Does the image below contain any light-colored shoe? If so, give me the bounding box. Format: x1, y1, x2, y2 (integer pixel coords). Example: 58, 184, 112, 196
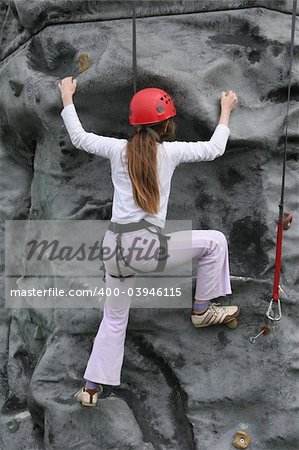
74, 386, 103, 407
191, 303, 240, 328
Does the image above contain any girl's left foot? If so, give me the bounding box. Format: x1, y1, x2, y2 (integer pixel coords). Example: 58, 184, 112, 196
74, 385, 103, 407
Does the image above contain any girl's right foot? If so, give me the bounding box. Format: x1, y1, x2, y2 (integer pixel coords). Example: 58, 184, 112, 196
191, 303, 240, 328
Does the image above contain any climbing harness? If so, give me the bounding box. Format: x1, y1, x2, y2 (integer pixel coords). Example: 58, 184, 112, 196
99, 220, 170, 282
110, 220, 170, 280
265, 0, 296, 322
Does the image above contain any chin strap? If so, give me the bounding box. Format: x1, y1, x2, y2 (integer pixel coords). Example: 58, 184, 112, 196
136, 125, 161, 142
145, 126, 161, 142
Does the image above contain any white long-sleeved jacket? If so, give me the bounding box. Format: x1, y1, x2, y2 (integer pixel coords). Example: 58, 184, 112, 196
61, 103, 230, 228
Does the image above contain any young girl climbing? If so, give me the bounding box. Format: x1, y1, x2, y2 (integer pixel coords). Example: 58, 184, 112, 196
58, 77, 239, 407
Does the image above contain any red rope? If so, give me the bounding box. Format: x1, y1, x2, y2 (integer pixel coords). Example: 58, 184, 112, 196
272, 221, 283, 302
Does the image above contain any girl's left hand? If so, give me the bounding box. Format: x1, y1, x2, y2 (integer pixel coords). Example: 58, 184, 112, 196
58, 76, 77, 99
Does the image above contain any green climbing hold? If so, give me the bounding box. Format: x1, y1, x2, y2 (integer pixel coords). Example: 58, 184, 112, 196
9, 80, 24, 97
7, 419, 19, 433
33, 324, 44, 340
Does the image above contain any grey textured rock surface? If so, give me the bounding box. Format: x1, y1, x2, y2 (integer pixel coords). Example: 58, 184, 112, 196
0, 1, 298, 449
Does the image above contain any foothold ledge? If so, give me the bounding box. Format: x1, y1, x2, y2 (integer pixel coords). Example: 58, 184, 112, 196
233, 430, 252, 449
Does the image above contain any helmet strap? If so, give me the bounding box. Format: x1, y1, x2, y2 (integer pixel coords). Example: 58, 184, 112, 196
135, 125, 161, 142
144, 126, 161, 142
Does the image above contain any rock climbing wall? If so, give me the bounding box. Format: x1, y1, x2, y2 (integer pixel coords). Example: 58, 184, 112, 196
0, 1, 298, 449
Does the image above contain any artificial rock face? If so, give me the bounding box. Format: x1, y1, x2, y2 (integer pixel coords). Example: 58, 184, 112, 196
0, 1, 298, 449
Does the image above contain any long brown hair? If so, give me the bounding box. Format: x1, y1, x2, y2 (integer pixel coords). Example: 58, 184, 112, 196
126, 118, 176, 214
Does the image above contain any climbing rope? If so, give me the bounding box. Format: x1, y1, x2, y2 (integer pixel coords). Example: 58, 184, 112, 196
265, 0, 296, 322
132, 3, 137, 94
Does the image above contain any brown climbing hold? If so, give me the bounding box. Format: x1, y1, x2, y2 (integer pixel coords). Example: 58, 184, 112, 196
78, 52, 91, 74
261, 326, 270, 336
233, 431, 251, 449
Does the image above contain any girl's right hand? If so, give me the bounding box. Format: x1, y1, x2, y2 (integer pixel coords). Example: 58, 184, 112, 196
59, 76, 77, 107
221, 91, 238, 112
58, 76, 77, 99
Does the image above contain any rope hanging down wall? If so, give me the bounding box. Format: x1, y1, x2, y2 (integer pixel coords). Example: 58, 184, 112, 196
132, 4, 137, 94
265, 0, 296, 322
251, 0, 297, 343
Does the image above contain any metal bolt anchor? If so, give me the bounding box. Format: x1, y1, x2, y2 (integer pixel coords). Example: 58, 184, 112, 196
250, 326, 270, 344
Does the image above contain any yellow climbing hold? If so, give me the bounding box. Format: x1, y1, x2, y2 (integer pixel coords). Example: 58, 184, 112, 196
233, 430, 251, 449
78, 53, 91, 74
225, 318, 239, 329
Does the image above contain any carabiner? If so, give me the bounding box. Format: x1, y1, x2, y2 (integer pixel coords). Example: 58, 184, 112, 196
266, 298, 282, 321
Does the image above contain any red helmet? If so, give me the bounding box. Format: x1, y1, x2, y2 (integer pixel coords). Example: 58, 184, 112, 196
129, 88, 176, 125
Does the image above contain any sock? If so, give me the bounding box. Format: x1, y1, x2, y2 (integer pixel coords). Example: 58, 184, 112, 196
85, 380, 98, 390
193, 299, 211, 314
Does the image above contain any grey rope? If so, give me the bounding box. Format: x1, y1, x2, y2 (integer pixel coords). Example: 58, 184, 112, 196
132, 4, 137, 94
279, 0, 297, 220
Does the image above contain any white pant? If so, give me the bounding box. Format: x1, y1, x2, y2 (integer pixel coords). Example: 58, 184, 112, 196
84, 228, 232, 385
